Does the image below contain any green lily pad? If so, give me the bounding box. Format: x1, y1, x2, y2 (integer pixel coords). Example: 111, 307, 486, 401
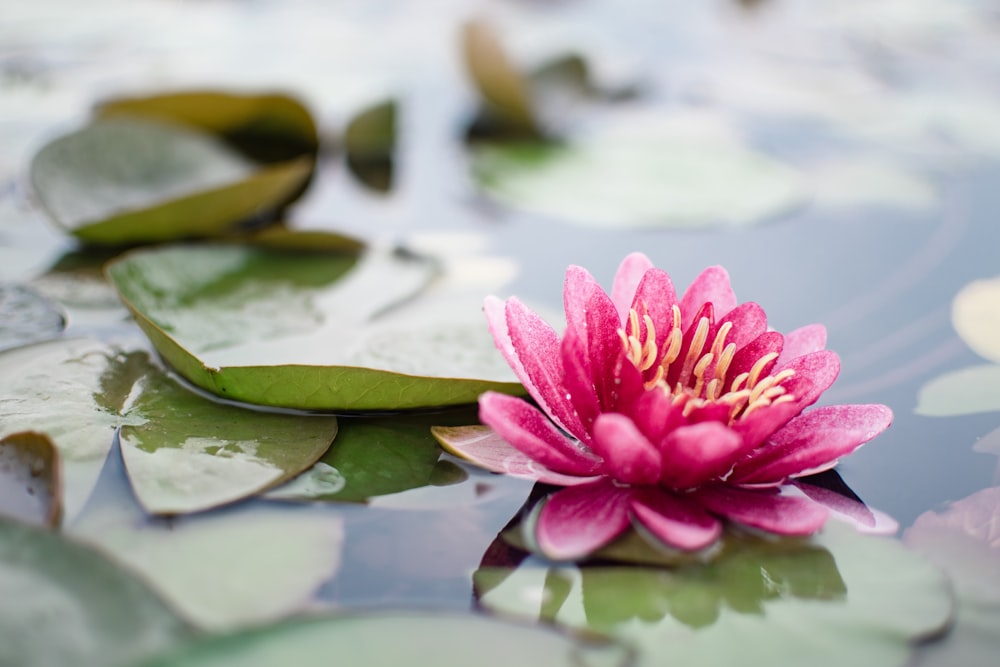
476, 522, 953, 667
0, 338, 338, 519
29, 118, 312, 245
914, 364, 1000, 417
0, 516, 190, 667
134, 611, 632, 667
0, 284, 65, 350
96, 90, 318, 164
904, 486, 1000, 667
70, 449, 345, 632
267, 411, 471, 504
952, 275, 1000, 364
0, 431, 62, 527
106, 242, 521, 411
119, 362, 337, 515
470, 113, 805, 229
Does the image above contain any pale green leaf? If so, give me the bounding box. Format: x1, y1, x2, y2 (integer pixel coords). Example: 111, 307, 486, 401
0, 431, 62, 527
914, 364, 1000, 417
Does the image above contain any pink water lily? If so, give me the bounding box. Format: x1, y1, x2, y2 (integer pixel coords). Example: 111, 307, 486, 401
441, 253, 892, 560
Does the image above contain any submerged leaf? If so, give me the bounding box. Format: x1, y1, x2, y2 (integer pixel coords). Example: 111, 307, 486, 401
0, 284, 64, 350
29, 118, 311, 245
106, 241, 521, 411
0, 517, 190, 667
0, 431, 62, 527
476, 522, 952, 667
135, 611, 631, 667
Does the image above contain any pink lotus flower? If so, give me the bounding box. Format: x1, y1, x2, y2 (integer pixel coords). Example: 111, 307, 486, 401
437, 253, 893, 559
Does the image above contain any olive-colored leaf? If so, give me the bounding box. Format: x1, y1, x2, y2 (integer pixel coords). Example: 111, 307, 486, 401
344, 99, 397, 192
119, 364, 337, 515
70, 449, 344, 632
0, 431, 62, 527
267, 411, 472, 504
0, 283, 65, 350
476, 521, 953, 667
134, 611, 632, 667
904, 486, 1000, 667
462, 20, 540, 138
952, 275, 1000, 364
470, 113, 805, 229
96, 90, 318, 164
105, 242, 522, 411
29, 118, 311, 245
0, 516, 190, 667
914, 364, 1000, 417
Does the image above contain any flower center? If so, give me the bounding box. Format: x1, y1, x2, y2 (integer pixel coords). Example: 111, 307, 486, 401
618, 304, 796, 423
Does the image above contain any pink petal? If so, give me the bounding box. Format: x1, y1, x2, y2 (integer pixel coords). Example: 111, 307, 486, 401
679, 266, 737, 330
590, 413, 662, 485
583, 286, 629, 412
622, 388, 687, 447
692, 484, 829, 536
665, 302, 715, 389
479, 392, 602, 476
794, 482, 899, 535
659, 421, 744, 489
563, 265, 601, 338
630, 269, 678, 366
611, 252, 654, 324
778, 349, 841, 410
502, 297, 588, 441
726, 331, 783, 381
629, 487, 722, 551
430, 425, 600, 486
732, 399, 804, 451
560, 326, 600, 441
729, 404, 893, 485
536, 479, 633, 560
776, 324, 827, 366
715, 302, 767, 350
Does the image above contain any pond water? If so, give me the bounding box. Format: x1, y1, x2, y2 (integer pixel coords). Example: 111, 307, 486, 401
2, 1, 1000, 666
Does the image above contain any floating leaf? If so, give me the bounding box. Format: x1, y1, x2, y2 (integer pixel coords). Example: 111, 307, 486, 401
96, 90, 319, 164
0, 516, 190, 667
70, 449, 344, 632
344, 99, 397, 192
0, 283, 64, 350
470, 113, 805, 229
106, 242, 521, 411
476, 522, 953, 667
915, 364, 1000, 417
119, 364, 337, 515
904, 486, 1000, 667
27, 248, 127, 314
135, 611, 632, 667
807, 157, 938, 212
268, 411, 472, 504
29, 118, 311, 245
0, 339, 138, 522
0, 431, 61, 527
0, 338, 338, 519
952, 276, 1000, 364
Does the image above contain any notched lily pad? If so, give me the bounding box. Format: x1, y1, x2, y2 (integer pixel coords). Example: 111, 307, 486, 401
476, 521, 953, 667
96, 90, 319, 164
0, 283, 65, 350
106, 240, 522, 411
29, 118, 312, 245
0, 431, 62, 527
0, 516, 190, 667
134, 611, 632, 667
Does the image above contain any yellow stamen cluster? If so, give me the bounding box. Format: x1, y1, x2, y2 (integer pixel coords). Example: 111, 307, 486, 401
618, 304, 795, 423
